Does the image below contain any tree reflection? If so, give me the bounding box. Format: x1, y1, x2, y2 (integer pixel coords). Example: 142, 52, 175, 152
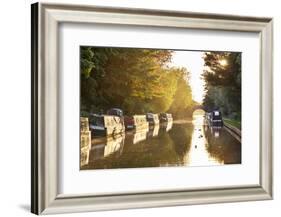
169, 124, 193, 163
204, 126, 241, 164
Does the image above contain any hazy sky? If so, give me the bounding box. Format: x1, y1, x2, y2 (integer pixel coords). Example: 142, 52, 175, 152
169, 50, 205, 103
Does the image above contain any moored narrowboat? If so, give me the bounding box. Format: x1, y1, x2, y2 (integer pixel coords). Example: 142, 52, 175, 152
146, 113, 159, 125
159, 113, 173, 123
106, 108, 123, 117
207, 110, 224, 127
124, 115, 149, 131
89, 114, 125, 137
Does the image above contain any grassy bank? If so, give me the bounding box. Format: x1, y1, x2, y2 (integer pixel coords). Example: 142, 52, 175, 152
223, 118, 241, 130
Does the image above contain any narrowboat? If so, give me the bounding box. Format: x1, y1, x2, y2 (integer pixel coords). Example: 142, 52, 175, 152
89, 114, 125, 137
107, 108, 124, 117
124, 115, 149, 131
208, 110, 224, 127
146, 113, 160, 125
159, 113, 173, 123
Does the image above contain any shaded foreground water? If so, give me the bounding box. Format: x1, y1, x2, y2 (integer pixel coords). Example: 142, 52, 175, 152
81, 115, 241, 170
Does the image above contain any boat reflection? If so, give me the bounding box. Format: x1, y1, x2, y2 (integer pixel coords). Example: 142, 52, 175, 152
161, 121, 173, 132
80, 118, 91, 167
126, 128, 149, 144
80, 147, 90, 167
211, 126, 222, 138
204, 124, 241, 164
89, 133, 125, 161
147, 124, 160, 138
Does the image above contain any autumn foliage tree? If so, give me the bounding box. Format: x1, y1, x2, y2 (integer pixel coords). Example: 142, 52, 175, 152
80, 46, 194, 118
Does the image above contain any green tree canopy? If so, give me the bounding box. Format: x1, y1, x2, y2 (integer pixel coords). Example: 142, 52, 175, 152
202, 52, 241, 120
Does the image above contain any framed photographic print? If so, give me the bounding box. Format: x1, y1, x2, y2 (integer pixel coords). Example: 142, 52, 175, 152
31, 2, 273, 215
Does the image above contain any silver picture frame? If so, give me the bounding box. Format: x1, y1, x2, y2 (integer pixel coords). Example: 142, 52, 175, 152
31, 2, 273, 215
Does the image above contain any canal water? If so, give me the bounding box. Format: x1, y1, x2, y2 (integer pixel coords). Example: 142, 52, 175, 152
81, 114, 241, 170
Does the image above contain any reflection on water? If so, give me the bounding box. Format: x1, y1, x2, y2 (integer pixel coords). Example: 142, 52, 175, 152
81, 114, 241, 170
147, 125, 160, 138
162, 121, 173, 132
185, 115, 223, 166
126, 128, 148, 144
89, 134, 125, 160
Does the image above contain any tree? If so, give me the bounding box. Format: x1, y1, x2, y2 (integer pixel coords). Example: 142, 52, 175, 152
168, 68, 194, 118
80, 46, 194, 119
202, 52, 241, 120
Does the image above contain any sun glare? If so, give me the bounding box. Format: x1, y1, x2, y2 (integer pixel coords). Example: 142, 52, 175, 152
219, 59, 228, 66
170, 51, 205, 104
